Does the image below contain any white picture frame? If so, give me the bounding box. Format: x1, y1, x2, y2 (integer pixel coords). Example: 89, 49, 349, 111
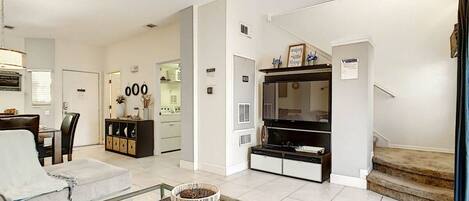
287, 44, 306, 67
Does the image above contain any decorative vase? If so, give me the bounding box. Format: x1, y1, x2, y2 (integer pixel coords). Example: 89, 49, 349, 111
261, 125, 269, 146
171, 183, 220, 201
116, 104, 125, 118
143, 108, 150, 120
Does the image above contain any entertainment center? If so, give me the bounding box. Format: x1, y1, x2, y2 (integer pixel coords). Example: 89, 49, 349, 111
250, 64, 332, 182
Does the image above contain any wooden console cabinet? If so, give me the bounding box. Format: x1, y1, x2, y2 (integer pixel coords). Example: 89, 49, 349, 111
105, 119, 154, 158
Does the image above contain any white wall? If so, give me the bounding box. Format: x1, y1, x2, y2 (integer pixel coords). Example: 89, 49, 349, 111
197, 0, 228, 174
0, 36, 105, 130
266, 0, 458, 152
225, 0, 262, 174
105, 22, 180, 154
54, 39, 105, 128
331, 40, 374, 189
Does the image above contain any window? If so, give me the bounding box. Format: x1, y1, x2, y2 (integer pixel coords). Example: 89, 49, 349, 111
31, 71, 52, 105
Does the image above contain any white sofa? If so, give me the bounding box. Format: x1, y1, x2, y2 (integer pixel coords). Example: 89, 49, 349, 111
0, 130, 131, 201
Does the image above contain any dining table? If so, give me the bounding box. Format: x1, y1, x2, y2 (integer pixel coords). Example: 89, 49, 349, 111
38, 127, 62, 165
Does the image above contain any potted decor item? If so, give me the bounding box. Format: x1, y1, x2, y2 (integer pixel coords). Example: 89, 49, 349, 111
115, 95, 126, 118
142, 94, 152, 120
171, 183, 220, 201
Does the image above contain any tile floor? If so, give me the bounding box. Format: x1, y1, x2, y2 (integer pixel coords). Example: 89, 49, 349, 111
51, 145, 397, 201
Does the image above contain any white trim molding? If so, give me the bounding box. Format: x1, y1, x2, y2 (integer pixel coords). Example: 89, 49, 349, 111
180, 160, 198, 171
198, 162, 226, 176
331, 36, 375, 48
330, 173, 367, 189
226, 161, 249, 176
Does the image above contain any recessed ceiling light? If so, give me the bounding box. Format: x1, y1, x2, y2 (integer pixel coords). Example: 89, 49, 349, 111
145, 24, 157, 29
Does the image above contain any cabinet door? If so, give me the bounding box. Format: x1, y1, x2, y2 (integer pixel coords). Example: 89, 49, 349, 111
119, 138, 128, 153
128, 140, 137, 156
283, 159, 322, 182
112, 137, 120, 151
161, 122, 181, 138
250, 154, 282, 174
106, 136, 113, 150
160, 137, 181, 152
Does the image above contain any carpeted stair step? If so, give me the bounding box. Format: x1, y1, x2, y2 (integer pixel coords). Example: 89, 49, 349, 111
373, 147, 454, 188
367, 171, 454, 201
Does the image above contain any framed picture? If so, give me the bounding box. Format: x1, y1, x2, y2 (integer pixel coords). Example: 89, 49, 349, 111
287, 43, 306, 67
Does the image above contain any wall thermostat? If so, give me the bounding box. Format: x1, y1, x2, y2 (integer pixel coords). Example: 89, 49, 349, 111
207, 87, 213, 94
242, 76, 249, 82
131, 65, 139, 73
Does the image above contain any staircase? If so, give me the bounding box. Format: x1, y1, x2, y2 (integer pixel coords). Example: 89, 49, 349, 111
367, 147, 454, 201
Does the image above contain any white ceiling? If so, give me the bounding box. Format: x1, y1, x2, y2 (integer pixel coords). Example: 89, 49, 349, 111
6, 0, 331, 46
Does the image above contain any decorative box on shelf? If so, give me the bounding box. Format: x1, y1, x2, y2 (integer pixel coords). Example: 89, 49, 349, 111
105, 119, 154, 158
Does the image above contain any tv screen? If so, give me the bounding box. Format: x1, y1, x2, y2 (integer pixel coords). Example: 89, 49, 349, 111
263, 81, 330, 123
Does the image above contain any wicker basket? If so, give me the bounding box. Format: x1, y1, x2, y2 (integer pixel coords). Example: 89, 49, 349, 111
171, 183, 220, 201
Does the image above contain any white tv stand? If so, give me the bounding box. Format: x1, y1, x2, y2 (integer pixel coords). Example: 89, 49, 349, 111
250, 145, 331, 182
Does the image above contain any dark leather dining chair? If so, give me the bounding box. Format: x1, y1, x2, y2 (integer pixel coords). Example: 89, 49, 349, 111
41, 113, 80, 162
0, 114, 41, 152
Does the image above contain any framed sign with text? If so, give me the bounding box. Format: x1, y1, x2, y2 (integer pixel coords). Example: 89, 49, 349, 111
287, 43, 306, 67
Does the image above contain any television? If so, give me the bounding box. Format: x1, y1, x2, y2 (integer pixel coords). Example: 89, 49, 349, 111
263, 76, 331, 131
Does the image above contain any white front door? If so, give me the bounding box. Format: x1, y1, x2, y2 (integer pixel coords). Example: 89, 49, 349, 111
63, 70, 100, 147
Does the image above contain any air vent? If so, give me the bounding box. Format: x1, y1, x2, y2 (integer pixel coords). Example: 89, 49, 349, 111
145, 24, 157, 29
238, 103, 250, 123
240, 134, 252, 146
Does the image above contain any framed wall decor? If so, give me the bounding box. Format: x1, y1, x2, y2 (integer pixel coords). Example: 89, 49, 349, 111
132, 83, 140, 95
287, 43, 306, 67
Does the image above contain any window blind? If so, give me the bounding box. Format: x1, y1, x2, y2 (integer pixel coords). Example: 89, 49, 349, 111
31, 71, 52, 105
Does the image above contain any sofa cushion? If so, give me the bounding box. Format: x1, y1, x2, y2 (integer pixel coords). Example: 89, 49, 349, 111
45, 159, 131, 201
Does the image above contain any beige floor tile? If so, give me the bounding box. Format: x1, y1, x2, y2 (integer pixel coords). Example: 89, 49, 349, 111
333, 187, 382, 201
70, 145, 389, 201
289, 181, 344, 201
238, 189, 285, 201
218, 182, 252, 198
230, 170, 280, 188
254, 177, 307, 199
381, 196, 398, 201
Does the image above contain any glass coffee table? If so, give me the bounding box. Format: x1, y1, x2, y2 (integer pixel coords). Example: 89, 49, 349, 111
104, 183, 239, 201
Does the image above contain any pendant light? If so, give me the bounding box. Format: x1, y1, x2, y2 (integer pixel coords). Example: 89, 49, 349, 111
0, 0, 25, 70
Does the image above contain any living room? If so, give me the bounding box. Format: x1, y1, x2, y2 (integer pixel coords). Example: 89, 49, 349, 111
0, 0, 465, 201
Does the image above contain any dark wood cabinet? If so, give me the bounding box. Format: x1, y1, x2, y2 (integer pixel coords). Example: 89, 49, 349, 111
105, 119, 154, 158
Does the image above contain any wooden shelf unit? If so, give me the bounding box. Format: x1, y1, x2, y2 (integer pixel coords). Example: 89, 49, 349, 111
259, 64, 332, 74
105, 119, 154, 158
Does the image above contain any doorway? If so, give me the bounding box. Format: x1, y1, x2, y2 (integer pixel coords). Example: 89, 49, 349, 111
159, 61, 182, 153
62, 70, 100, 147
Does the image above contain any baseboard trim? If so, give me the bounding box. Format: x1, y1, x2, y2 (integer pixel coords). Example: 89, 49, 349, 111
179, 160, 198, 170
330, 173, 367, 189
226, 161, 249, 176
388, 144, 454, 154
198, 162, 226, 176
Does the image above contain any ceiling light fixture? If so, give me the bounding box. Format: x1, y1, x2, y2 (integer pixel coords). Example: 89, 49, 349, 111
0, 0, 25, 70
